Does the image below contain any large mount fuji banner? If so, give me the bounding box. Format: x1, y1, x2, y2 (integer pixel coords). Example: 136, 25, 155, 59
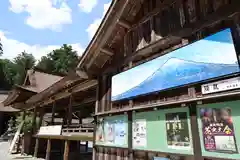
111, 28, 240, 101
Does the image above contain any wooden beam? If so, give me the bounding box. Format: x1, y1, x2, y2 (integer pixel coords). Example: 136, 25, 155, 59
103, 2, 240, 74
39, 80, 97, 107
117, 19, 131, 29
84, 0, 130, 70
76, 69, 89, 79
100, 48, 114, 56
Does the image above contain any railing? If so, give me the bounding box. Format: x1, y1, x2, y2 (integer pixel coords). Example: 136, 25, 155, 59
62, 124, 94, 134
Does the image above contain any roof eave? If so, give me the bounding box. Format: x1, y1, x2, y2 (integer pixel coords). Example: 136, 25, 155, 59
77, 0, 130, 71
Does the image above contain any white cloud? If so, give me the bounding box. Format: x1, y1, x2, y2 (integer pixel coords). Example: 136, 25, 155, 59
78, 0, 98, 13
86, 2, 111, 39
0, 31, 84, 60
9, 0, 72, 31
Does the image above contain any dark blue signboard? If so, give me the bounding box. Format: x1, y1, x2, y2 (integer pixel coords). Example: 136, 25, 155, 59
112, 28, 239, 101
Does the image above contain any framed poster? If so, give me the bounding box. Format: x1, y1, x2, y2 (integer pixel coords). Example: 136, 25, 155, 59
165, 112, 191, 150
95, 116, 128, 147
114, 120, 127, 146
200, 107, 238, 153
133, 119, 147, 147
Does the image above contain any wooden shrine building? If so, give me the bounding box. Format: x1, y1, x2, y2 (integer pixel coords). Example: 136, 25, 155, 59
76, 0, 240, 160
3, 68, 97, 160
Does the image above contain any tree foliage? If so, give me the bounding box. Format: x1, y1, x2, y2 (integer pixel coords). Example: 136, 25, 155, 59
0, 59, 17, 89
37, 44, 79, 75
0, 51, 35, 89
13, 51, 36, 85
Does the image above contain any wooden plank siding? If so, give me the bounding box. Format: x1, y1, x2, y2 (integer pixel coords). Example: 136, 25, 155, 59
121, 0, 239, 68
92, 0, 240, 160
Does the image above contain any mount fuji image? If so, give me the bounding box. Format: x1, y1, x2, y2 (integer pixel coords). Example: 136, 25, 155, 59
111, 28, 240, 101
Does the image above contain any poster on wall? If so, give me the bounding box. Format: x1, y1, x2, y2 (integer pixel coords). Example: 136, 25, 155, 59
200, 107, 238, 153
165, 112, 191, 150
104, 121, 115, 144
114, 120, 127, 146
95, 117, 128, 146
96, 118, 104, 142
133, 119, 147, 147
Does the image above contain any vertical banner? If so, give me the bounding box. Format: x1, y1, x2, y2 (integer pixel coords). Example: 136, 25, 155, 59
165, 112, 191, 150
96, 118, 104, 142
200, 108, 238, 153
133, 119, 147, 147
104, 121, 115, 144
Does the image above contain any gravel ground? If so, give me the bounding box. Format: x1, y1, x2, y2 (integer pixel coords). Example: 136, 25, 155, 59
0, 141, 44, 160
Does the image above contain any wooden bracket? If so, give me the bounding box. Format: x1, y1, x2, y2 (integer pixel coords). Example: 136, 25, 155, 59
76, 69, 89, 79
100, 48, 114, 56
117, 19, 131, 29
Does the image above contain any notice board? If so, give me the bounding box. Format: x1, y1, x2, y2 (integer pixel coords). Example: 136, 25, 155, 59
95, 114, 128, 148
132, 107, 193, 155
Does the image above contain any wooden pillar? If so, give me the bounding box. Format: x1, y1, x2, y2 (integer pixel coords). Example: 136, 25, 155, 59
45, 101, 56, 160
100, 76, 106, 113
63, 95, 73, 160
29, 107, 37, 155
128, 111, 133, 160
67, 94, 73, 127
64, 140, 70, 160
33, 108, 44, 158
93, 75, 101, 160
32, 107, 37, 133
19, 111, 26, 154
45, 139, 52, 160
189, 104, 204, 160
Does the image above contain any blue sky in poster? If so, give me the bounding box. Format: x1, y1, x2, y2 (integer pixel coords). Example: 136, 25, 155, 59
112, 29, 240, 101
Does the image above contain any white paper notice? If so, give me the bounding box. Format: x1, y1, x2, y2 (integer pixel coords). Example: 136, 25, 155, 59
132, 119, 147, 147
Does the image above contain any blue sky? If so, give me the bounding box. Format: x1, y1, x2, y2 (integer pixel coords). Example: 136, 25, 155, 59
112, 29, 239, 97
0, 0, 111, 60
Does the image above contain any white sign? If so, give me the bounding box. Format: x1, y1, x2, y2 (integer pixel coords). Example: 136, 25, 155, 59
132, 119, 147, 147
38, 125, 62, 136
201, 77, 240, 94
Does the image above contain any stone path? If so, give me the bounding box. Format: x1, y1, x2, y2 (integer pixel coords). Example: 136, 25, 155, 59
0, 141, 44, 160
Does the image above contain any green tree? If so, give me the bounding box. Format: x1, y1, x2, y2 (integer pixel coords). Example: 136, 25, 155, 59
37, 44, 79, 75
0, 59, 17, 89
13, 51, 36, 84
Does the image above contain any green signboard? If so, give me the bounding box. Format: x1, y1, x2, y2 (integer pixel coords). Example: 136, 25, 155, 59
132, 107, 193, 155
